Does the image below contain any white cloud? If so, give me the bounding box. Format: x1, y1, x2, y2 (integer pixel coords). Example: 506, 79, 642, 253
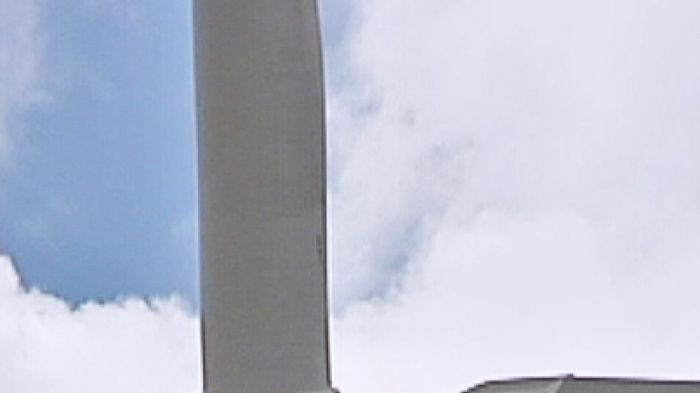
0, 255, 201, 393
329, 1, 700, 393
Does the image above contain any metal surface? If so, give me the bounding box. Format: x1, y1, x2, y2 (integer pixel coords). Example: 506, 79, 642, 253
194, 1, 331, 392
465, 376, 700, 393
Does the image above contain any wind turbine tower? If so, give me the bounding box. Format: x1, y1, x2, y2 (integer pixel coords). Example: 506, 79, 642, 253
195, 1, 331, 393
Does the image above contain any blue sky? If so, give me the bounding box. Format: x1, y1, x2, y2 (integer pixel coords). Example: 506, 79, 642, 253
0, 1, 199, 304
0, 0, 352, 306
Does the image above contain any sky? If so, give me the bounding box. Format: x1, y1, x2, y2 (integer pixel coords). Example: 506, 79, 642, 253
0, 0, 197, 304
2, 0, 700, 392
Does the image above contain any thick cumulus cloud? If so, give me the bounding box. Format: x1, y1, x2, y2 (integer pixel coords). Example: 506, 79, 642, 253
329, 1, 700, 393
0, 255, 201, 392
0, 0, 45, 166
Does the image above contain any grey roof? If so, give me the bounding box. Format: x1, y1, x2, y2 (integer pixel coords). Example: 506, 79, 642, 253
465, 376, 700, 393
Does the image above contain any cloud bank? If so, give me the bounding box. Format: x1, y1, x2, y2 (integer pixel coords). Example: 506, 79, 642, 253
0, 255, 201, 393
329, 1, 700, 393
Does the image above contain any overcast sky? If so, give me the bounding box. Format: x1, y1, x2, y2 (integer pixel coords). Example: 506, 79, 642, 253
2, 1, 700, 392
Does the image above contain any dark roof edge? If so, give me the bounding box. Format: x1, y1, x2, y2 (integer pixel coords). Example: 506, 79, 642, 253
463, 375, 571, 393
464, 375, 700, 393
565, 376, 700, 386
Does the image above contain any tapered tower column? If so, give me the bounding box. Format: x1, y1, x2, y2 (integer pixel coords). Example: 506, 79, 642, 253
194, 1, 331, 393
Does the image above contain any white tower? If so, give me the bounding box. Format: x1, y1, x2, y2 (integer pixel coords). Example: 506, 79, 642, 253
194, 1, 331, 393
